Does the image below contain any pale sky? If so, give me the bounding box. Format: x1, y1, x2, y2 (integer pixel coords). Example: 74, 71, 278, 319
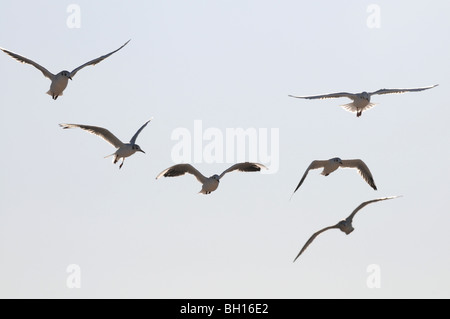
0, 1, 449, 298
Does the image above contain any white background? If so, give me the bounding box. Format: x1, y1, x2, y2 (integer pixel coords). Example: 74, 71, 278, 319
0, 1, 448, 298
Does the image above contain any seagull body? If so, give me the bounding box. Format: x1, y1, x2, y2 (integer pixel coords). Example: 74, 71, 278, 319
292, 157, 377, 197
288, 84, 438, 117
156, 162, 267, 194
293, 196, 400, 262
59, 118, 151, 169
1, 40, 130, 100
48, 72, 71, 99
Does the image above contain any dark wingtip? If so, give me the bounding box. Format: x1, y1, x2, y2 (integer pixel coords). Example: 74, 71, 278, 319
247, 164, 262, 172
290, 188, 298, 200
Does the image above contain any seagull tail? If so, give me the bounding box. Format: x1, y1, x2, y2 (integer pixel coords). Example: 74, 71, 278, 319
340, 102, 376, 114
46, 90, 62, 97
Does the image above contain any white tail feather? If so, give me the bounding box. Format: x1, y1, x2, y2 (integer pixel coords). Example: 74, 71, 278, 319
341, 102, 376, 113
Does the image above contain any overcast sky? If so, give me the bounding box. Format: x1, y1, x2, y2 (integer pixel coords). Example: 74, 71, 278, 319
0, 0, 449, 298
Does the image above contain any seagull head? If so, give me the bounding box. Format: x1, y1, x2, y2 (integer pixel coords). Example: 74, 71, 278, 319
132, 144, 145, 154
331, 157, 343, 165
59, 70, 72, 80
210, 174, 220, 182
361, 91, 370, 101
338, 220, 354, 235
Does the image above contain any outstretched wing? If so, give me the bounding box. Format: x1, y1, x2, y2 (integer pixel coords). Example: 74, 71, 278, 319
59, 123, 123, 148
288, 92, 357, 100
130, 118, 152, 145
291, 160, 327, 197
369, 84, 438, 96
156, 164, 208, 184
340, 159, 377, 190
293, 224, 340, 262
0, 47, 54, 79
218, 162, 267, 179
346, 196, 401, 224
70, 39, 130, 77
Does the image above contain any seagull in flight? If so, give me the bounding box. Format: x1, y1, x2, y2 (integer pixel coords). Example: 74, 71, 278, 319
59, 118, 151, 169
1, 40, 130, 100
156, 162, 267, 194
293, 196, 400, 262
288, 84, 438, 117
291, 157, 377, 198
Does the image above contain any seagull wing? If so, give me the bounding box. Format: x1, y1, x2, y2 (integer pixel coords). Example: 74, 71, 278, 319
288, 92, 357, 100
218, 162, 267, 179
70, 39, 130, 78
0, 47, 54, 79
346, 196, 400, 224
293, 224, 340, 262
130, 118, 152, 145
291, 160, 327, 196
156, 164, 208, 184
369, 84, 438, 96
340, 159, 377, 190
59, 123, 124, 148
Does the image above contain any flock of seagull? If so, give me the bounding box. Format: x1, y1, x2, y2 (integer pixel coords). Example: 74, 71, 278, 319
0, 40, 439, 262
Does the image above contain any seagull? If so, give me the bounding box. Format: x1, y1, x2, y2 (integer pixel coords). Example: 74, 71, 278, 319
59, 118, 151, 169
291, 157, 377, 198
293, 196, 400, 262
288, 84, 438, 117
156, 162, 267, 194
0, 39, 130, 100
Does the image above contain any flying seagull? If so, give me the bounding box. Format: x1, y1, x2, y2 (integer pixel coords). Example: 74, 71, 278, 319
156, 162, 267, 194
291, 157, 377, 198
0, 39, 130, 100
293, 196, 400, 262
288, 84, 438, 117
59, 118, 151, 169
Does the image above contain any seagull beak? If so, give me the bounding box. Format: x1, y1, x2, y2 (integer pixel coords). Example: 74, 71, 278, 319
69, 76, 73, 80
139, 150, 145, 154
